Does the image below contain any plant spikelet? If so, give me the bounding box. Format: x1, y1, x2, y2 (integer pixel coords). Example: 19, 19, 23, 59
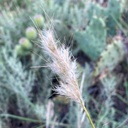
40, 30, 82, 103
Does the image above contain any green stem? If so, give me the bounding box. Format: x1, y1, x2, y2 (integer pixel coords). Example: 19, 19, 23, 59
80, 100, 96, 128
0, 114, 42, 123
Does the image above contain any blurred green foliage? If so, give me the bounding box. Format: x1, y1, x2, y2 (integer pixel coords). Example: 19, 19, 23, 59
0, 0, 128, 128
75, 16, 107, 61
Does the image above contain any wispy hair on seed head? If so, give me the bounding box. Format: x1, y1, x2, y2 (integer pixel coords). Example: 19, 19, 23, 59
40, 29, 82, 103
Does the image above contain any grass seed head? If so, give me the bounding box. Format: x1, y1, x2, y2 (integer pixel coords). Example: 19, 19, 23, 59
40, 30, 82, 103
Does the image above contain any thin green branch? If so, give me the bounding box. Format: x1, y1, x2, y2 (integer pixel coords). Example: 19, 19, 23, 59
0, 114, 42, 123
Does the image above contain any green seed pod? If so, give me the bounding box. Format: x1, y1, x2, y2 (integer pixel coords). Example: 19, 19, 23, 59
25, 27, 37, 40
19, 37, 32, 50
33, 14, 44, 28
15, 45, 24, 56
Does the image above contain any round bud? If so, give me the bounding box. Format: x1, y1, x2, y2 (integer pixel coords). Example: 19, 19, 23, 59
15, 45, 24, 56
25, 27, 37, 40
33, 14, 44, 28
19, 37, 32, 50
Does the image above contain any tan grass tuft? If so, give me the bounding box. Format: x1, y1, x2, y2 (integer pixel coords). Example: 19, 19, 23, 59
40, 30, 82, 103
40, 30, 96, 128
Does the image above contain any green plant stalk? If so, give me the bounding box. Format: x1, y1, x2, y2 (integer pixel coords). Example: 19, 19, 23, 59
0, 114, 42, 123
111, 14, 127, 36
80, 100, 96, 128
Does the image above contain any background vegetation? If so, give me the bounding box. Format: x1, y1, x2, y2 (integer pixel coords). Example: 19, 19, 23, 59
0, 0, 128, 128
